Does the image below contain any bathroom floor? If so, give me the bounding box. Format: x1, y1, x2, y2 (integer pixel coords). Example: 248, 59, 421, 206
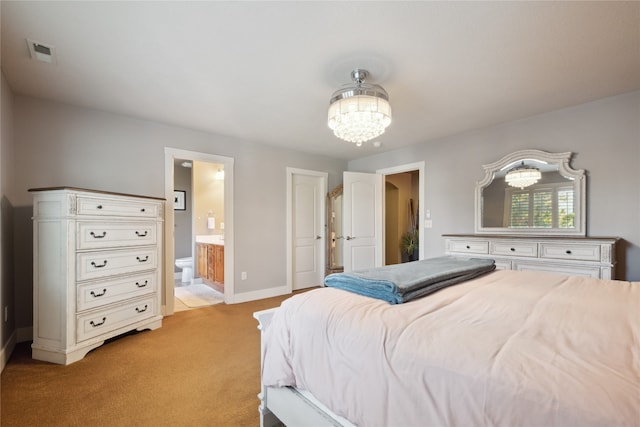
174, 279, 191, 311
174, 279, 224, 312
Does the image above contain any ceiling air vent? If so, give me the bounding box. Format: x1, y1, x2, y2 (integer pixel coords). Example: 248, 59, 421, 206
27, 39, 56, 64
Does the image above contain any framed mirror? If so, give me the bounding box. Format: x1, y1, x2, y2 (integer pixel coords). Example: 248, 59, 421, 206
475, 150, 586, 236
326, 185, 344, 274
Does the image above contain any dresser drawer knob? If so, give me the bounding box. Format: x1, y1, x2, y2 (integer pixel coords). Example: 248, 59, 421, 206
566, 250, 572, 254
135, 231, 148, 237
90, 231, 107, 239
90, 289, 107, 298
96, 205, 103, 210
510, 248, 516, 252
135, 305, 149, 313
91, 260, 108, 268
466, 245, 470, 249
135, 280, 149, 288
136, 256, 149, 263
140, 208, 146, 212
90, 317, 107, 327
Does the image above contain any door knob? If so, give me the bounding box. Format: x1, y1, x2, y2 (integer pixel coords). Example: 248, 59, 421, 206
345, 236, 355, 240
316, 235, 321, 240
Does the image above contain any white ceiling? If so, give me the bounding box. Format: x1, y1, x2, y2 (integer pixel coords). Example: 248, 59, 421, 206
2, 1, 639, 160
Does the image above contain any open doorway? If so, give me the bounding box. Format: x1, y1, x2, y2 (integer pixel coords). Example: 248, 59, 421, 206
173, 159, 226, 312
164, 148, 235, 315
341, 162, 424, 272
377, 162, 425, 266
385, 171, 420, 265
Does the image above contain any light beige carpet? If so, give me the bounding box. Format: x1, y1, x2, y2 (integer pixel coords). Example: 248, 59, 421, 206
174, 284, 224, 308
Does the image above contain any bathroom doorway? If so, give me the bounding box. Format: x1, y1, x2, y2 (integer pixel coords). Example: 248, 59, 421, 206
164, 148, 235, 315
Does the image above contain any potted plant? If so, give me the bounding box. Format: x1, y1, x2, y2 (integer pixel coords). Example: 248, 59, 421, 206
400, 229, 419, 262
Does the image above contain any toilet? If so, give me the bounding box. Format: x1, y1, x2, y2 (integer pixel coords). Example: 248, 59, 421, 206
175, 257, 193, 284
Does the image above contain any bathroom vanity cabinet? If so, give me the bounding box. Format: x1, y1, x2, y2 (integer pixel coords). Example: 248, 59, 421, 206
197, 243, 224, 290
30, 187, 164, 365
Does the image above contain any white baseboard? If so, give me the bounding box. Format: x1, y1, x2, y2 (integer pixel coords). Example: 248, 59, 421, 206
1, 330, 17, 373
231, 285, 290, 304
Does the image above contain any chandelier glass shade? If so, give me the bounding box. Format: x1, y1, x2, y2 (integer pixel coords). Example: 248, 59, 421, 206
328, 69, 391, 146
505, 162, 542, 189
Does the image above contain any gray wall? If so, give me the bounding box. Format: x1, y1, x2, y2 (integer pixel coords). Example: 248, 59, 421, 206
173, 162, 192, 266
349, 90, 640, 281
11, 95, 348, 329
1, 71, 16, 358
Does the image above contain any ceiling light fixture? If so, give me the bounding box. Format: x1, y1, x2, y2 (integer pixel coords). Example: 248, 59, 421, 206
215, 168, 224, 180
328, 68, 391, 147
505, 161, 542, 189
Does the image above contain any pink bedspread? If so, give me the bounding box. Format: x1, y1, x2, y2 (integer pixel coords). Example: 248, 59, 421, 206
262, 270, 640, 427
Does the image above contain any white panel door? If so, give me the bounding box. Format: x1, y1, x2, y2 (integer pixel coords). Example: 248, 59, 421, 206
343, 171, 383, 272
292, 174, 324, 290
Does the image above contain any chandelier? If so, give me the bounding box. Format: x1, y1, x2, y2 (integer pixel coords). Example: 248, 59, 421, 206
328, 69, 391, 146
505, 162, 541, 189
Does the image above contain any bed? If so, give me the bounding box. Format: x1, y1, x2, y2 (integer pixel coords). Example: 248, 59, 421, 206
254, 266, 640, 427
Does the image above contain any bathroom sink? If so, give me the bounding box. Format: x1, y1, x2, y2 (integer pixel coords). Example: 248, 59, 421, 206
196, 235, 224, 245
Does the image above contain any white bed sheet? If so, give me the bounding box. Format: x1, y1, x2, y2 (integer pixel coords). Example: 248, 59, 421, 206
262, 270, 640, 427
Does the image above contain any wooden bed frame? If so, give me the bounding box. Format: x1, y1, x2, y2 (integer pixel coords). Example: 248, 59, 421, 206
254, 308, 355, 427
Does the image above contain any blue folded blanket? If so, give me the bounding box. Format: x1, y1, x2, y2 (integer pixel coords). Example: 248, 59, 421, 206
324, 256, 496, 304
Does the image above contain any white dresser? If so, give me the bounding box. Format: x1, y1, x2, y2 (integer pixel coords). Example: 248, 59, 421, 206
444, 234, 619, 279
30, 187, 164, 364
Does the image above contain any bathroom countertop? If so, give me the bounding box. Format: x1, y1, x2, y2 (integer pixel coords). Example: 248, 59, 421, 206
196, 235, 224, 246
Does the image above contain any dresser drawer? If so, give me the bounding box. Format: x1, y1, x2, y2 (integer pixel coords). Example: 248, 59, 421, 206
447, 240, 489, 254
490, 241, 538, 258
77, 248, 157, 281
77, 222, 157, 250
76, 296, 156, 342
493, 259, 512, 270
76, 196, 160, 218
539, 243, 601, 262
77, 272, 156, 311
513, 260, 601, 278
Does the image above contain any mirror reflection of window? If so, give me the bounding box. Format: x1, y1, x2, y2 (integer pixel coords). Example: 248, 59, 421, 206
505, 185, 575, 228
483, 169, 576, 230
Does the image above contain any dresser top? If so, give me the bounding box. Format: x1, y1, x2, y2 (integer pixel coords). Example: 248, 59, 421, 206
28, 187, 166, 201
443, 233, 619, 242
